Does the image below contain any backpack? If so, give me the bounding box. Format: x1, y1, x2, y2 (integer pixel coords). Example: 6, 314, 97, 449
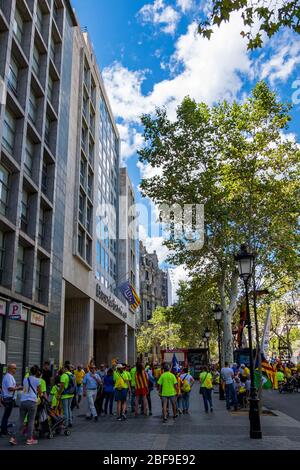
115, 372, 126, 391
182, 374, 191, 393
63, 373, 76, 395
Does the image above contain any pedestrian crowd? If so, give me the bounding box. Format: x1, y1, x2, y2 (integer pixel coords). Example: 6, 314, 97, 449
1, 357, 300, 446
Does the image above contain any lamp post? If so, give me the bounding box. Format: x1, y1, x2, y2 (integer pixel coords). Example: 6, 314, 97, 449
213, 305, 225, 400
235, 244, 262, 439
204, 327, 211, 365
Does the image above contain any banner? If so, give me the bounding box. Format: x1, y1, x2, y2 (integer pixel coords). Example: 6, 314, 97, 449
261, 306, 271, 356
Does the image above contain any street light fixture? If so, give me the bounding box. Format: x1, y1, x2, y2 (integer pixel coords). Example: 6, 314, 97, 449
213, 304, 225, 400
203, 328, 211, 364
235, 244, 262, 439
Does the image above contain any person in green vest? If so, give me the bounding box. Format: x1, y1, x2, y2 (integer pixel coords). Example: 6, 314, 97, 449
57, 364, 75, 427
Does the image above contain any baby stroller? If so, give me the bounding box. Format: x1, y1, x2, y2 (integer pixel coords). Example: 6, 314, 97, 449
36, 399, 71, 439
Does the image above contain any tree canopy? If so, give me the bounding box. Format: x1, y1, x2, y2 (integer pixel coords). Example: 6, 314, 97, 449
139, 81, 300, 362
198, 1, 300, 49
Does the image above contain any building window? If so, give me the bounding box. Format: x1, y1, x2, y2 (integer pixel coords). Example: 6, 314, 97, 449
2, 109, 16, 154
45, 115, 50, 146
47, 75, 53, 103
20, 190, 29, 233
38, 207, 45, 246
80, 158, 86, 188
50, 36, 55, 63
86, 238, 91, 264
89, 143, 94, 166
0, 230, 5, 284
16, 245, 25, 293
35, 4, 43, 33
81, 126, 87, 152
24, 137, 34, 177
79, 193, 85, 224
0, 164, 9, 217
35, 257, 41, 301
83, 93, 88, 120
41, 161, 48, 194
78, 228, 84, 257
86, 203, 92, 234
7, 56, 19, 96
32, 44, 40, 77
87, 171, 93, 199
28, 90, 38, 125
13, 8, 23, 44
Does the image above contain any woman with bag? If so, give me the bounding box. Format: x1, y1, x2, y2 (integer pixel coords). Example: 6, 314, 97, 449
199, 366, 214, 413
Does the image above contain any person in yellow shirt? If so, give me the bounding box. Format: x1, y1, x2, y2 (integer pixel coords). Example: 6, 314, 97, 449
74, 364, 85, 408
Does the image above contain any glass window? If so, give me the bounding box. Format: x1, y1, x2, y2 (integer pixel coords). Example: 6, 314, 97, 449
8, 56, 19, 96
86, 239, 91, 264
96, 240, 101, 264
79, 193, 85, 224
24, 137, 34, 177
50, 37, 55, 63
86, 204, 92, 233
45, 115, 50, 146
87, 171, 93, 199
47, 75, 53, 102
42, 161, 48, 193
38, 207, 45, 246
78, 228, 84, 257
2, 109, 16, 154
13, 9, 23, 44
36, 4, 43, 33
16, 245, 25, 293
32, 44, 40, 77
101, 247, 105, 268
20, 190, 29, 232
28, 90, 38, 125
80, 158, 86, 187
0, 164, 9, 217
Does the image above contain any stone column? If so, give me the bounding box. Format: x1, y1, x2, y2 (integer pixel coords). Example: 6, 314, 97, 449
128, 327, 136, 365
108, 323, 126, 365
63, 298, 94, 366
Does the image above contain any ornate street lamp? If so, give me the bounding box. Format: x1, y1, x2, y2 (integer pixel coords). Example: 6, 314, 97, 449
213, 305, 225, 400
203, 328, 211, 364
235, 244, 262, 439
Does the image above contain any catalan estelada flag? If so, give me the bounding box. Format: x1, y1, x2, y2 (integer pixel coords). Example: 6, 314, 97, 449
119, 281, 141, 310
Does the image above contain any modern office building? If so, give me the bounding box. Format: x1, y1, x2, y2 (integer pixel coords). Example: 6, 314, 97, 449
119, 166, 139, 300
0, 0, 136, 378
0, 0, 77, 382
61, 28, 135, 368
139, 241, 168, 323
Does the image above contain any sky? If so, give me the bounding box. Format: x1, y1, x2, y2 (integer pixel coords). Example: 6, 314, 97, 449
71, 0, 300, 296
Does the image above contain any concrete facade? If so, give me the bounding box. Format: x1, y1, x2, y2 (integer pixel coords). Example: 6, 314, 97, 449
61, 26, 136, 367
0, 1, 136, 374
0, 0, 77, 379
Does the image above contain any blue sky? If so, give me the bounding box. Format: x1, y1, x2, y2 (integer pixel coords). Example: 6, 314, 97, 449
71, 0, 300, 285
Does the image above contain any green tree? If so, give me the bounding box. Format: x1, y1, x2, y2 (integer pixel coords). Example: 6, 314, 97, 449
139, 82, 300, 363
136, 307, 188, 355
198, 1, 300, 49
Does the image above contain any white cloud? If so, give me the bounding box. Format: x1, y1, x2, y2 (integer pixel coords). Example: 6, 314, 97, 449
138, 0, 180, 35
103, 14, 251, 127
260, 37, 300, 85
137, 161, 163, 180
117, 123, 144, 164
176, 0, 193, 13
170, 265, 190, 302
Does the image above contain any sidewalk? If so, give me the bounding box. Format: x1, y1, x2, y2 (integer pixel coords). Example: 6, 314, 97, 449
1, 386, 300, 450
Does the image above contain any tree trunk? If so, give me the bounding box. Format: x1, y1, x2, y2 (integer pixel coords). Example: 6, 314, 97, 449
219, 271, 239, 364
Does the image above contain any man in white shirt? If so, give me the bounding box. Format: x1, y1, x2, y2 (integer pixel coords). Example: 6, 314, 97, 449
221, 361, 238, 411
1, 364, 22, 435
